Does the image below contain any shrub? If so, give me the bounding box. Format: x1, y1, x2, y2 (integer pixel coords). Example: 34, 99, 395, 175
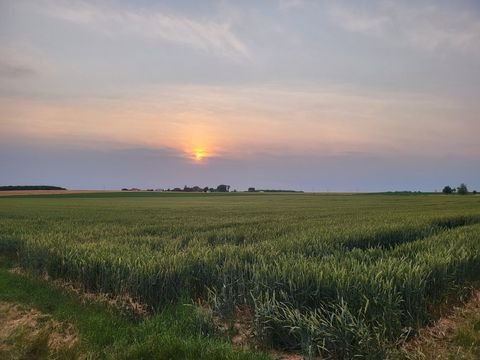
442, 186, 453, 194
457, 183, 468, 195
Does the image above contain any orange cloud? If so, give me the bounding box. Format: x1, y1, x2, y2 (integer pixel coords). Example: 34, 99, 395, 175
1, 84, 477, 160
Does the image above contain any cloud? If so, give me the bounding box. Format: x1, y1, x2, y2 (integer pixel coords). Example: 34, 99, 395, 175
328, 5, 389, 35
278, 0, 306, 10
1, 83, 477, 160
43, 1, 250, 57
329, 1, 480, 53
0, 49, 39, 79
0, 61, 36, 78
1, 142, 478, 191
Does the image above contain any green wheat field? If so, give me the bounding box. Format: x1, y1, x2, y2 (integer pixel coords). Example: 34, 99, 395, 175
1, 192, 480, 359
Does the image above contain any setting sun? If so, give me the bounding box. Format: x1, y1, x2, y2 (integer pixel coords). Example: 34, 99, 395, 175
193, 149, 207, 162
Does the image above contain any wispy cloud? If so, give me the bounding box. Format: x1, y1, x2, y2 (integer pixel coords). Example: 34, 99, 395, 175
278, 0, 306, 10
44, 1, 250, 57
2, 83, 476, 159
0, 48, 39, 79
328, 6, 389, 36
0, 60, 36, 79
329, 1, 480, 53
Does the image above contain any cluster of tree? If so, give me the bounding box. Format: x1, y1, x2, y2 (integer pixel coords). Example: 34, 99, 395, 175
442, 183, 477, 195
166, 184, 231, 192
0, 185, 66, 191
121, 185, 231, 192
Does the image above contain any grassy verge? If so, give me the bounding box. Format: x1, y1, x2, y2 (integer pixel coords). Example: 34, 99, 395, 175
399, 290, 480, 359
0, 257, 269, 360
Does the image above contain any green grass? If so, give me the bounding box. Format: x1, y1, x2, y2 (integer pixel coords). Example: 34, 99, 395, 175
1, 192, 480, 358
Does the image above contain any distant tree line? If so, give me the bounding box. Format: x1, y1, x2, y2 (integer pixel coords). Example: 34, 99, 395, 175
165, 184, 231, 192
121, 185, 231, 192
0, 185, 66, 191
121, 185, 307, 193
442, 183, 477, 195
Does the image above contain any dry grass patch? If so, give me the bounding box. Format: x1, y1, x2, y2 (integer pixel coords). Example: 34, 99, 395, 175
401, 290, 480, 359
0, 301, 79, 359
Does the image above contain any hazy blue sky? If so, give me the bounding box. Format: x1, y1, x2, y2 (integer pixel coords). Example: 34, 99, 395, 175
1, 0, 479, 191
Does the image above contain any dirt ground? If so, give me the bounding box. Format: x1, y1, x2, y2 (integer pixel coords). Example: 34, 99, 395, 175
0, 190, 115, 196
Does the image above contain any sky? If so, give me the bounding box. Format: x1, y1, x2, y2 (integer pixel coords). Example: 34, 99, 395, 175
1, 0, 479, 191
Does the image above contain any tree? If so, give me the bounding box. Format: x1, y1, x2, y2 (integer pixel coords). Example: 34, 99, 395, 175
442, 185, 453, 194
248, 187, 256, 192
457, 183, 468, 195
216, 184, 230, 192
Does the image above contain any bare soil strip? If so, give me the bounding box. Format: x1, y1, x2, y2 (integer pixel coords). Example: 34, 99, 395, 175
0, 190, 115, 196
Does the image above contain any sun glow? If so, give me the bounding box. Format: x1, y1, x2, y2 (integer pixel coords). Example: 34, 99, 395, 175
180, 124, 218, 163
193, 148, 207, 162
